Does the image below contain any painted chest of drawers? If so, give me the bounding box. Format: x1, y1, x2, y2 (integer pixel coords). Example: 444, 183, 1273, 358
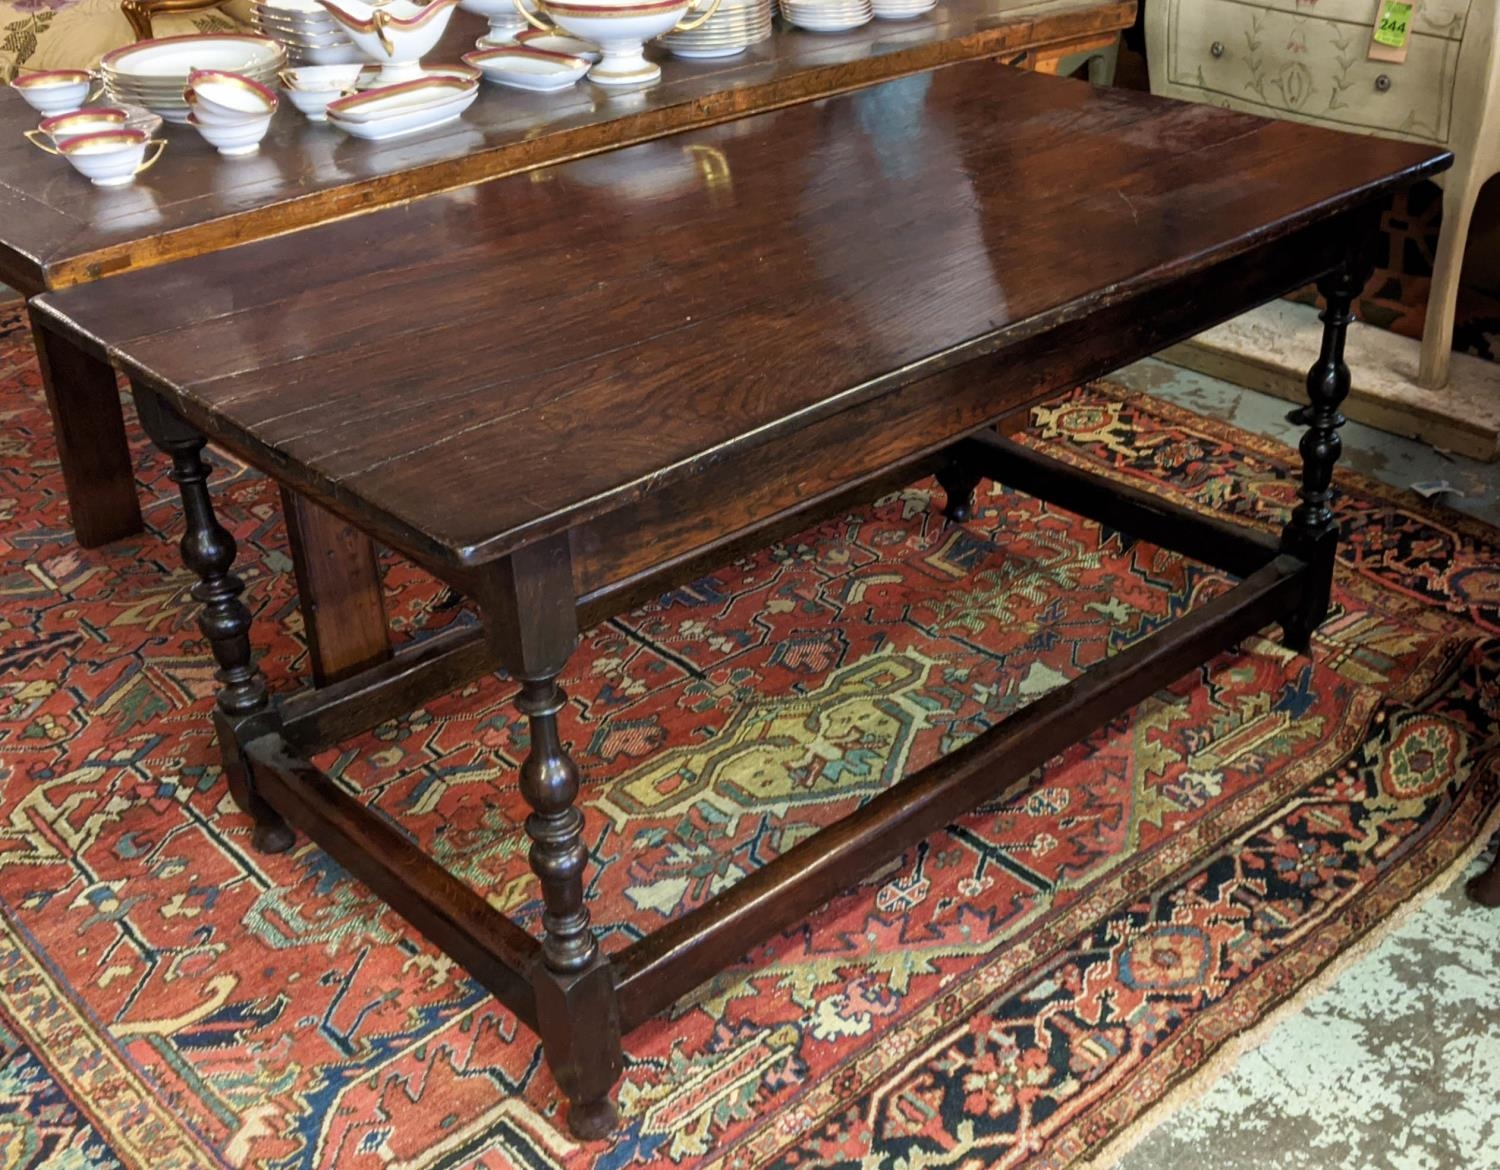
1148, 0, 1494, 389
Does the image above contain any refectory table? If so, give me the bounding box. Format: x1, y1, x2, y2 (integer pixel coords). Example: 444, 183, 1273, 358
1, 0, 1134, 688
33, 60, 1449, 1138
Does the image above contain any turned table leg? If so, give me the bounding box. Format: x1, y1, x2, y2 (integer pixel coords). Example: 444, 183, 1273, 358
134, 387, 294, 855
28, 306, 144, 547
478, 536, 624, 1139
1468, 846, 1500, 908
1280, 243, 1375, 654
936, 459, 984, 524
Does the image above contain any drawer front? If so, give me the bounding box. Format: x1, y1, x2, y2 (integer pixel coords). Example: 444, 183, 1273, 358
1219, 0, 1470, 40
1165, 0, 1461, 145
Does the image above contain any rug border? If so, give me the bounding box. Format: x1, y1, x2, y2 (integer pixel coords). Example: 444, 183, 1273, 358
1078, 795, 1500, 1170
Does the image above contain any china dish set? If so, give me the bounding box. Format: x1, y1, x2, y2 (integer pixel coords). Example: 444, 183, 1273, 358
14, 0, 942, 181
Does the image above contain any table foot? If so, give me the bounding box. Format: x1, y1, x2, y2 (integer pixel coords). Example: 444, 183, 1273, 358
252, 819, 297, 855
936, 459, 982, 524
135, 385, 295, 852
1279, 240, 1374, 652
567, 1095, 620, 1142
1467, 847, 1500, 908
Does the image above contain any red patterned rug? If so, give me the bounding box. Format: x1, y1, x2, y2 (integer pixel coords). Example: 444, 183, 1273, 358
1, 302, 1497, 1170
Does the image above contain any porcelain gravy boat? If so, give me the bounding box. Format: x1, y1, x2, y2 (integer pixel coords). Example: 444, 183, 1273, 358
315, 0, 462, 82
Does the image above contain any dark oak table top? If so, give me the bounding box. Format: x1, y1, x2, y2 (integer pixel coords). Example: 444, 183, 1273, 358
0, 0, 1132, 292
36, 62, 1449, 575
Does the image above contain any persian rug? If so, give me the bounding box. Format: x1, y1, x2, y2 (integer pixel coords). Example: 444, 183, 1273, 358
1, 301, 1497, 1170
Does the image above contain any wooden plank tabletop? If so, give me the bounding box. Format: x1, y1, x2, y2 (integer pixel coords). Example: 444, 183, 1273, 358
36, 62, 1449, 574
0, 0, 1133, 292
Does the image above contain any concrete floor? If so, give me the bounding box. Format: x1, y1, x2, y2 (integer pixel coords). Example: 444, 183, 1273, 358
1109, 358, 1500, 1170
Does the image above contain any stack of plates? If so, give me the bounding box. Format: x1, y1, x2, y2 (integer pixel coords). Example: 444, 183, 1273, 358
250, 0, 362, 65
100, 34, 286, 123
658, 0, 772, 58
781, 0, 872, 32
871, 0, 934, 18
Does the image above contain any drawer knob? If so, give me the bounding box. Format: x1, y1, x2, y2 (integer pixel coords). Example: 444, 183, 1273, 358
1375, 73, 1392, 92
1210, 40, 1225, 58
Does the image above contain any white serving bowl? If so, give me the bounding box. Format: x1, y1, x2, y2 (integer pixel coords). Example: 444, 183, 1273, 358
282, 84, 350, 120
280, 62, 365, 89
189, 110, 273, 155
185, 69, 280, 123
57, 128, 166, 186
462, 45, 589, 90
11, 70, 98, 116
518, 0, 721, 85
25, 107, 129, 152
513, 29, 600, 59
316, 0, 462, 83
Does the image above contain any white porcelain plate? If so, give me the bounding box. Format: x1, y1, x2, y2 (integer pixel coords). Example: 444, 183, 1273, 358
462, 47, 589, 91
101, 34, 285, 81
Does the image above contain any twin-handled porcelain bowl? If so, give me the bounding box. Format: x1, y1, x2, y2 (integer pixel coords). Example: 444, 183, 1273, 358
514, 0, 721, 84
54, 128, 167, 187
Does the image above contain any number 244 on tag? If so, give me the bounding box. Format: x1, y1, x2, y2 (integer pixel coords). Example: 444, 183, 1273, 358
1375, 0, 1413, 47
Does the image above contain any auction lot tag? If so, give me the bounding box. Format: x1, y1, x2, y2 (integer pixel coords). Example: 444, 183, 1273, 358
1369, 0, 1415, 62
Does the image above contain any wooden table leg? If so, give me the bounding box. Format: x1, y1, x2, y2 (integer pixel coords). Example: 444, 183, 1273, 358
28, 305, 143, 547
281, 487, 392, 687
1279, 234, 1376, 652
477, 537, 624, 1140
134, 387, 294, 854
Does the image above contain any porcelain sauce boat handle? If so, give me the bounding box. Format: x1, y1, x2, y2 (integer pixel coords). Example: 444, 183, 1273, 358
672, 0, 722, 33
515, 0, 559, 33
23, 128, 59, 154
370, 9, 398, 55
